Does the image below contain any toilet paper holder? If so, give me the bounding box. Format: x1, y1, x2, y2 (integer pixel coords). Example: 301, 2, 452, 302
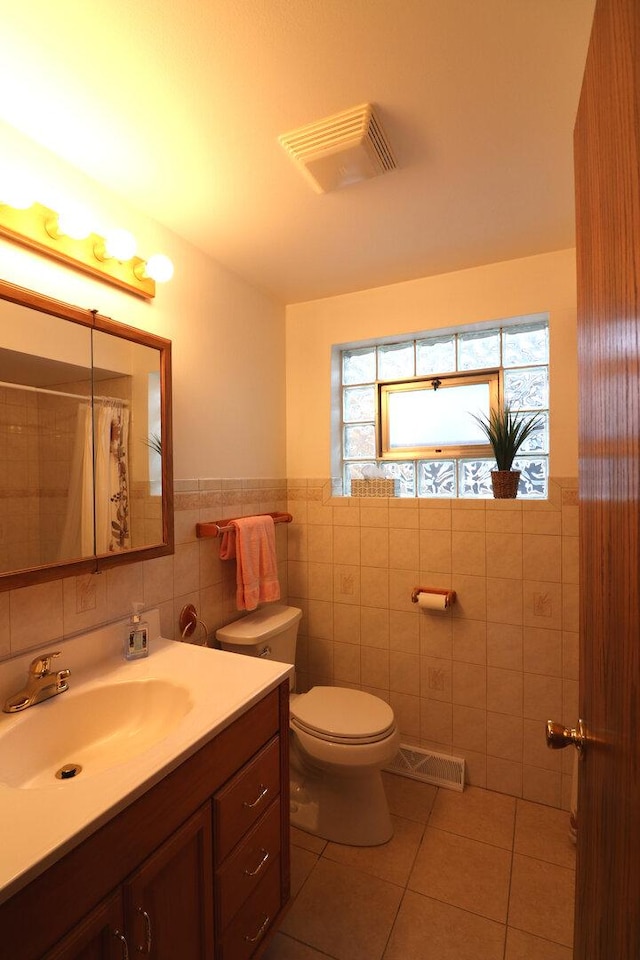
411, 586, 457, 608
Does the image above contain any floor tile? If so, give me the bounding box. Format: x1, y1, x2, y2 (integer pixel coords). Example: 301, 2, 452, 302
291, 825, 328, 854
381, 771, 437, 823
408, 827, 511, 922
291, 845, 320, 897
281, 858, 404, 960
505, 927, 573, 959
263, 932, 334, 959
429, 784, 516, 849
383, 890, 505, 960
514, 799, 576, 868
322, 815, 424, 887
508, 853, 575, 948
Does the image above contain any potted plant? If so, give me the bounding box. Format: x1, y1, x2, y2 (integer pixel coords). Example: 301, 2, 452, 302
472, 405, 543, 498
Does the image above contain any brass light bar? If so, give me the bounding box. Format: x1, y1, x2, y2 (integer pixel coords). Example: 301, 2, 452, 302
0, 201, 156, 300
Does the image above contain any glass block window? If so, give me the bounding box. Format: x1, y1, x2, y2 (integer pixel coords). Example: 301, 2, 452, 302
337, 315, 549, 499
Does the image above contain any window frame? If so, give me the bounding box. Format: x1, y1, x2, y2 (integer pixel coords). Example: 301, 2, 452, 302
378, 369, 501, 461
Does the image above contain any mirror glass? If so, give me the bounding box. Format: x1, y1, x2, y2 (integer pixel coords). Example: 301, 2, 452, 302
0, 281, 173, 589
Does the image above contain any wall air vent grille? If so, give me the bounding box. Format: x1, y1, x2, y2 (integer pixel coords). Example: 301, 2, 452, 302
278, 103, 397, 194
385, 744, 466, 792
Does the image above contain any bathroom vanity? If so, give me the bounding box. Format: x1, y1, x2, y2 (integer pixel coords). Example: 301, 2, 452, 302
0, 616, 292, 960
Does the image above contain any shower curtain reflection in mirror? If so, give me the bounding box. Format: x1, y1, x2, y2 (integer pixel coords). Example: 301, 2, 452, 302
59, 398, 131, 559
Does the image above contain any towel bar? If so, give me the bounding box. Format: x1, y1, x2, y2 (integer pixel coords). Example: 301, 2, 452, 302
196, 511, 293, 539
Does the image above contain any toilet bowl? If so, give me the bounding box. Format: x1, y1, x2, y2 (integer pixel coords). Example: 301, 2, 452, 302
216, 604, 400, 846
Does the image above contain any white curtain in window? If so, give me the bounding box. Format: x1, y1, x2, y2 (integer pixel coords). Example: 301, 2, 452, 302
58, 402, 94, 560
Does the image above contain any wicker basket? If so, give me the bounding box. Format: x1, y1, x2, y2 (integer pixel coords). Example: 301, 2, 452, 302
490, 470, 521, 499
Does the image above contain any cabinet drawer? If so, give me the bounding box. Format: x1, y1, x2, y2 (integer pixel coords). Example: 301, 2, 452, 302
216, 798, 281, 929
218, 860, 281, 960
214, 737, 280, 863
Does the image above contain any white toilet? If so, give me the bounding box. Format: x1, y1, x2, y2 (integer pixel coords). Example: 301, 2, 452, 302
216, 604, 400, 846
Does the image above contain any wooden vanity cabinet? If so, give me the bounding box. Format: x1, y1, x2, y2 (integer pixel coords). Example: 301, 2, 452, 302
0, 681, 290, 960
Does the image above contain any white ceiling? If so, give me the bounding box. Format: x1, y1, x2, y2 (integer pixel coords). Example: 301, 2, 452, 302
0, 1, 595, 304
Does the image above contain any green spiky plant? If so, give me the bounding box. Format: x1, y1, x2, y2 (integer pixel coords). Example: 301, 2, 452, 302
471, 405, 543, 472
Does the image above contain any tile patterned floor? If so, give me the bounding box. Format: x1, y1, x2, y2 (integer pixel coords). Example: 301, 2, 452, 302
264, 772, 575, 960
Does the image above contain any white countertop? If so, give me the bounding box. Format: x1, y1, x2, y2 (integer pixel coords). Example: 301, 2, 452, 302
0, 612, 292, 905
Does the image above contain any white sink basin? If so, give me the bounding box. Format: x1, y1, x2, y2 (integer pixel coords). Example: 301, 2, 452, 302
0, 679, 193, 789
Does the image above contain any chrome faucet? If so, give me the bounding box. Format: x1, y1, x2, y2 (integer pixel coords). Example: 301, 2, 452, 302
2, 651, 71, 714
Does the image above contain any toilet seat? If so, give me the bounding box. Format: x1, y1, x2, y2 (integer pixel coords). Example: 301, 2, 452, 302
290, 687, 396, 745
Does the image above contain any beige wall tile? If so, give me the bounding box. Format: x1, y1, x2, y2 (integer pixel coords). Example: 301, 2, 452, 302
563, 679, 578, 724
389, 609, 419, 654
388, 568, 417, 612
390, 691, 421, 738
487, 712, 523, 762
360, 526, 389, 567
523, 509, 562, 536
199, 538, 223, 589
452, 574, 487, 621
452, 704, 487, 754
486, 622, 523, 670
523, 626, 562, 677
562, 631, 579, 680
561, 536, 579, 584
485, 532, 523, 579
562, 583, 579, 632
420, 613, 453, 659
419, 529, 452, 571
308, 524, 333, 562
361, 565, 390, 608
105, 563, 144, 620
174, 507, 200, 544
286, 522, 308, 561
561, 504, 579, 537
288, 560, 309, 597
333, 641, 361, 684
420, 698, 453, 745
452, 530, 486, 576
389, 503, 420, 528
523, 534, 562, 582
486, 577, 523, 626
333, 602, 361, 644
62, 574, 108, 636
308, 636, 334, 679
308, 561, 333, 601
361, 606, 389, 648
333, 564, 361, 605
487, 667, 523, 717
486, 504, 523, 533
307, 599, 333, 640
453, 661, 486, 708
452, 618, 486, 664
332, 503, 360, 526
360, 503, 389, 527
419, 506, 452, 530
173, 541, 200, 597
521, 767, 562, 808
523, 580, 562, 631
420, 656, 452, 702
362, 645, 390, 688
390, 651, 420, 695
452, 505, 486, 532
461, 748, 487, 788
389, 528, 419, 570
486, 757, 523, 798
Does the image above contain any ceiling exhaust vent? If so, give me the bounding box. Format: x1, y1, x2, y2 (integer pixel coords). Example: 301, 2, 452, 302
279, 103, 397, 194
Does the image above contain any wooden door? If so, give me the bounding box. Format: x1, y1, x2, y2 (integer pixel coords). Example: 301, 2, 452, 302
574, 0, 640, 957
125, 804, 214, 960
43, 891, 126, 960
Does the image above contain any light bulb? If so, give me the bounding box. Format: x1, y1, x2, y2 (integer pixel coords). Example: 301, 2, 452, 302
104, 228, 137, 261
144, 254, 174, 283
56, 208, 92, 240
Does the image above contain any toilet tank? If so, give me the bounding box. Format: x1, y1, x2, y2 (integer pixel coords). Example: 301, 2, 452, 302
215, 604, 302, 664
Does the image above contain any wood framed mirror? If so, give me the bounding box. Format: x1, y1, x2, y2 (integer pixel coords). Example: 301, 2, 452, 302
0, 279, 173, 591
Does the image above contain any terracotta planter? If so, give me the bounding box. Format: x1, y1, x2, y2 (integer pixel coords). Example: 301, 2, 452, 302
490, 469, 521, 499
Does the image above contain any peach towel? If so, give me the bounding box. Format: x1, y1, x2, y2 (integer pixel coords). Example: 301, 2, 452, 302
219, 515, 280, 611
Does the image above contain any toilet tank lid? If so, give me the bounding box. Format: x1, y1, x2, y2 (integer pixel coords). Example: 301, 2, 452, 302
215, 604, 302, 644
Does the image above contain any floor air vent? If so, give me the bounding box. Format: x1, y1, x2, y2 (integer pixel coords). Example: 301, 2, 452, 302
385, 744, 465, 792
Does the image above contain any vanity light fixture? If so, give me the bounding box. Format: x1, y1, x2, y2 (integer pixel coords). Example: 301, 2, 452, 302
0, 199, 173, 300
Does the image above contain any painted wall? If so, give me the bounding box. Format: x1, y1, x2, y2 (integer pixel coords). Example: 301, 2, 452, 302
285, 248, 578, 480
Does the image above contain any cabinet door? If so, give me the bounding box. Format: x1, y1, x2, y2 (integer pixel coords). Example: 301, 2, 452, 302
125, 803, 214, 960
43, 890, 127, 960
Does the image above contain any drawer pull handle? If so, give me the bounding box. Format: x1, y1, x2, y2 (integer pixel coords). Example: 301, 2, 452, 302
243, 784, 269, 809
244, 913, 271, 944
113, 930, 130, 960
244, 847, 270, 877
137, 907, 152, 954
